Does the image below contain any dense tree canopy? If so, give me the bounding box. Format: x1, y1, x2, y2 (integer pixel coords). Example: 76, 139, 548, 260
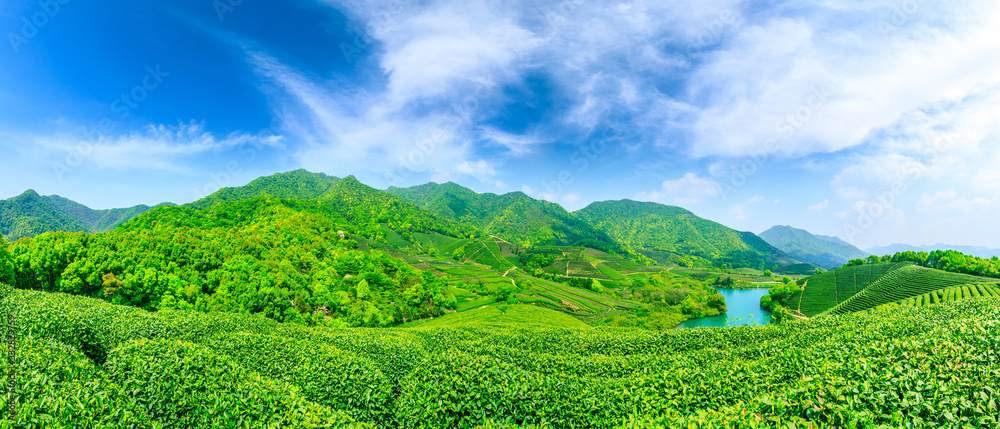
7, 197, 458, 327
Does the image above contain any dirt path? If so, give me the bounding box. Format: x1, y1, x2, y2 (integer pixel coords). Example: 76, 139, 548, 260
797, 280, 807, 312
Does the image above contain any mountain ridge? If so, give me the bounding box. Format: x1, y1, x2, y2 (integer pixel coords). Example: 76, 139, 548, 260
576, 199, 796, 269
759, 225, 868, 269
0, 189, 168, 242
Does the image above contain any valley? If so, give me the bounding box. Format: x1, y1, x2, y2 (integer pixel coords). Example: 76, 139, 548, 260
2, 169, 998, 428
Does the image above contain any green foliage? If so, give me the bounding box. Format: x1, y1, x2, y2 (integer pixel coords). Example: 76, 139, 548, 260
577, 200, 795, 269
6, 287, 1000, 428
822, 264, 993, 316
8, 196, 457, 327
779, 262, 907, 316
105, 338, 362, 428
759, 225, 868, 269
386, 182, 626, 254
0, 236, 13, 284
776, 254, 1000, 318
409, 304, 591, 330
189, 169, 340, 210
0, 189, 160, 242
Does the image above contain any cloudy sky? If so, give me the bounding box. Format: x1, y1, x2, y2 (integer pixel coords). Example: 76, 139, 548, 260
2, 0, 999, 249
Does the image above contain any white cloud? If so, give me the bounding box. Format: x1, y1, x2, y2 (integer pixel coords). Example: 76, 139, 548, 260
730, 195, 765, 220
34, 122, 280, 173
972, 169, 1000, 194
540, 191, 582, 209
688, 1, 1000, 158
916, 188, 991, 215
457, 159, 496, 177
809, 199, 830, 211
636, 173, 722, 205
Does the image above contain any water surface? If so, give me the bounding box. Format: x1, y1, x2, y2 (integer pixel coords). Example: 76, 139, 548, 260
675, 288, 772, 329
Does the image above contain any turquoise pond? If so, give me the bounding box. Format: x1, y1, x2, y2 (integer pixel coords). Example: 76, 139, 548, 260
675, 287, 773, 329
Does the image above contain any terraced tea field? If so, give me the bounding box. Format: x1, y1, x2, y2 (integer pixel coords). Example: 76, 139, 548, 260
5, 284, 1000, 428
823, 265, 993, 316
788, 262, 909, 316
895, 283, 1000, 307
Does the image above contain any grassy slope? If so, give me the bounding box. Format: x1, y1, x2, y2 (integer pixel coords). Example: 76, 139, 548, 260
405, 304, 591, 330
4, 285, 999, 428
577, 199, 796, 270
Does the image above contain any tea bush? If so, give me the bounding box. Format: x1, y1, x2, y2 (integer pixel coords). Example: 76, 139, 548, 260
2, 285, 999, 428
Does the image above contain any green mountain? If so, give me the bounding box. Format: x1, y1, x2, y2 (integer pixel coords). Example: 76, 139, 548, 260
0, 190, 162, 242
575, 200, 796, 269
188, 169, 341, 209
188, 170, 476, 241
759, 225, 868, 269
386, 182, 625, 253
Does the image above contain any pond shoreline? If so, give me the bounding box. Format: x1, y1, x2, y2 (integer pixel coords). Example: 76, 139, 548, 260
674, 287, 773, 329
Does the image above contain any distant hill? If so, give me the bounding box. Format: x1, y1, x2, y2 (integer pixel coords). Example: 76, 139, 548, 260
386, 182, 625, 253
0, 190, 164, 242
575, 200, 796, 270
867, 243, 1000, 259
759, 225, 868, 269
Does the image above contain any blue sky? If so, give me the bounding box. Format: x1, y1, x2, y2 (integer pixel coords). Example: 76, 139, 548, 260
2, 0, 1000, 249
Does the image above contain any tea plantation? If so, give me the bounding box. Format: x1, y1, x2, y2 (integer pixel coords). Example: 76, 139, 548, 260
2, 282, 999, 428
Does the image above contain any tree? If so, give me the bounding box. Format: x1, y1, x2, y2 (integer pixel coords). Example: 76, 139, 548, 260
763, 269, 773, 277
0, 237, 13, 285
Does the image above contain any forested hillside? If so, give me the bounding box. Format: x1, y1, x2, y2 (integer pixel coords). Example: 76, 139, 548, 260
0, 189, 162, 242
760, 225, 868, 269
386, 182, 625, 253
577, 200, 796, 269
189, 169, 341, 209
2, 171, 739, 330
7, 193, 468, 326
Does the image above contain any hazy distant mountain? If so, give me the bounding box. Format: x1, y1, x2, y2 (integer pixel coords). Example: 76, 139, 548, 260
867, 244, 1000, 259
0, 190, 167, 242
759, 225, 868, 269
576, 200, 797, 269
